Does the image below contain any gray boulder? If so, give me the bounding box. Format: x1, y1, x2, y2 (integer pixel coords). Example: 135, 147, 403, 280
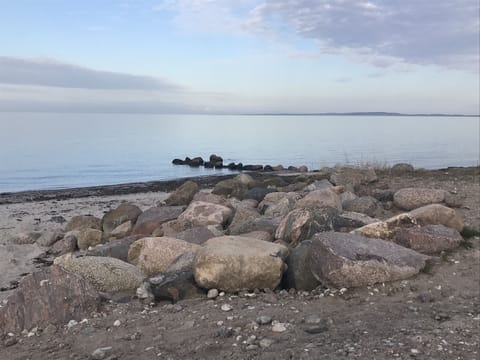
259, 192, 301, 218
333, 211, 379, 232
393, 187, 446, 210
54, 254, 145, 293
330, 166, 378, 190
296, 189, 342, 210
228, 216, 280, 236
212, 179, 249, 199
275, 207, 339, 247
65, 215, 102, 232
309, 232, 430, 288
394, 225, 463, 254
86, 235, 144, 261
132, 206, 184, 235
177, 201, 232, 227
244, 187, 277, 202
165, 180, 199, 206
284, 240, 320, 291
193, 236, 289, 292
102, 203, 142, 234
145, 269, 205, 303
343, 196, 379, 217
167, 225, 223, 245
36, 230, 64, 247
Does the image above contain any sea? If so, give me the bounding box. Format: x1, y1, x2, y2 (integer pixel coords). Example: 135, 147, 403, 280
0, 113, 478, 193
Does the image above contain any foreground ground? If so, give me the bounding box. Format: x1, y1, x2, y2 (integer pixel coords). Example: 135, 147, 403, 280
1, 167, 479, 360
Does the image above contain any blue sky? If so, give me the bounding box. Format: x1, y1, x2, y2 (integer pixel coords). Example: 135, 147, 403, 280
0, 0, 478, 114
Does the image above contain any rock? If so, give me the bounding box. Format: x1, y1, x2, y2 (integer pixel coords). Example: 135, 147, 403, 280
284, 240, 320, 291
339, 191, 357, 206
298, 165, 309, 172
0, 265, 99, 335
86, 235, 144, 262
444, 192, 465, 208
308, 232, 430, 288
193, 192, 229, 206
390, 163, 414, 174
54, 254, 145, 293
296, 189, 342, 210
132, 206, 184, 235
275, 207, 339, 247
256, 315, 273, 325
212, 179, 248, 199
188, 157, 204, 167
260, 192, 301, 218
343, 196, 379, 217
352, 213, 417, 240
244, 187, 277, 202
76, 228, 105, 250
333, 211, 379, 232
228, 216, 279, 236
65, 215, 102, 232
372, 189, 394, 202
239, 231, 273, 242
110, 221, 133, 239
102, 203, 142, 234
228, 206, 261, 232
49, 234, 77, 255
207, 288, 219, 299
243, 165, 263, 171
272, 322, 287, 332
393, 188, 446, 210
259, 339, 274, 348
221, 304, 233, 311
172, 158, 185, 165
167, 251, 197, 272
146, 269, 204, 302
166, 225, 223, 245
36, 230, 64, 247
234, 173, 256, 188
10, 231, 42, 245
304, 179, 334, 191
394, 225, 463, 254
91, 347, 112, 360
193, 236, 289, 292
177, 201, 232, 227
128, 237, 200, 276
165, 181, 199, 206
409, 204, 464, 231
330, 166, 378, 190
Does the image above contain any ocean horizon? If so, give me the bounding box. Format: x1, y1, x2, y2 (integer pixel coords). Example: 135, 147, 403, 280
0, 113, 478, 193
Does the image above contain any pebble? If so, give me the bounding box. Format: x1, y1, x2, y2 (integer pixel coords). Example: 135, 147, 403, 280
303, 315, 323, 325
221, 304, 233, 312
259, 339, 274, 348
91, 346, 113, 360
207, 289, 219, 299
4, 336, 18, 347
67, 320, 78, 329
272, 322, 287, 333
246, 345, 259, 351
256, 315, 273, 325
113, 320, 121, 327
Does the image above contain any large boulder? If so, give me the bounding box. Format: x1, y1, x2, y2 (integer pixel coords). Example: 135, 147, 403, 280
54, 254, 145, 293
165, 181, 199, 206
228, 216, 280, 236
193, 192, 229, 206
128, 237, 200, 276
283, 240, 320, 291
409, 204, 464, 232
0, 265, 99, 335
193, 236, 289, 292
352, 213, 417, 240
177, 201, 232, 227
330, 166, 378, 190
212, 179, 248, 199
259, 192, 301, 218
228, 206, 261, 232
132, 206, 184, 235
110, 220, 134, 239
102, 203, 142, 234
393, 188, 446, 210
295, 189, 342, 211
308, 232, 430, 288
343, 196, 379, 217
65, 215, 102, 232
394, 225, 463, 254
76, 228, 105, 250
165, 225, 223, 245
275, 207, 339, 247
234, 173, 256, 188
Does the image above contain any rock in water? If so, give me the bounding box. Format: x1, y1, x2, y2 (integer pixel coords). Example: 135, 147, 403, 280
308, 232, 430, 288
0, 265, 99, 335
127, 237, 200, 276
54, 254, 145, 293
193, 236, 289, 292
393, 188, 446, 210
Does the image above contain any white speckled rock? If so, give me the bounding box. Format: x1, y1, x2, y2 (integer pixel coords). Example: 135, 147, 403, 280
177, 201, 232, 227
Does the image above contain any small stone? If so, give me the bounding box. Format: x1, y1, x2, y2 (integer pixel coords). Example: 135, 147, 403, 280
246, 335, 257, 344
221, 304, 233, 312
43, 324, 57, 335
246, 345, 259, 351
91, 346, 113, 360
410, 348, 420, 355
4, 336, 18, 347
256, 315, 273, 325
113, 320, 121, 327
272, 322, 287, 333
259, 339, 274, 348
303, 315, 323, 325
67, 320, 78, 329
207, 289, 219, 299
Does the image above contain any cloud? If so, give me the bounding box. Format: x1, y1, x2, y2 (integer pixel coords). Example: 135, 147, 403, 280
245, 0, 479, 71
0, 57, 181, 90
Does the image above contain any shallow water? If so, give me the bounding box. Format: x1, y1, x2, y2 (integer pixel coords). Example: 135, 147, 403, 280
0, 113, 478, 192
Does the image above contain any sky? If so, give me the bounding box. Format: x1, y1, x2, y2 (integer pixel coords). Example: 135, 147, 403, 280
0, 0, 479, 114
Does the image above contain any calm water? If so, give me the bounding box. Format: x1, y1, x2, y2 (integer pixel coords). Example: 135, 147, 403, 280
0, 113, 478, 192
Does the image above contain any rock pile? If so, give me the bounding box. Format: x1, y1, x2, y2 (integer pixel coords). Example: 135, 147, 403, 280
1, 164, 469, 337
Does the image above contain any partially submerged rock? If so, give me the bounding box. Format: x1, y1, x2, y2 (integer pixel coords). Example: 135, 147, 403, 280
308, 232, 430, 288
193, 236, 289, 292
